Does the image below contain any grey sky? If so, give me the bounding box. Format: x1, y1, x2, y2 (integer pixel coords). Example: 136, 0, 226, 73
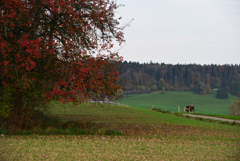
113, 0, 240, 65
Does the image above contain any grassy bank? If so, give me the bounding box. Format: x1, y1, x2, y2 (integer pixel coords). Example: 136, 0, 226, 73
115, 91, 239, 115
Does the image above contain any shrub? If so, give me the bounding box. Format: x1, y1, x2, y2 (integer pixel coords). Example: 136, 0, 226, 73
217, 87, 228, 99
228, 100, 240, 116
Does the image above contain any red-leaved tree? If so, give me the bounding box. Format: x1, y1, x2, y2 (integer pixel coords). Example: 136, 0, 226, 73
0, 0, 125, 131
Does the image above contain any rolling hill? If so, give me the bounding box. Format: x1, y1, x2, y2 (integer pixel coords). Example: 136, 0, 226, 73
116, 90, 240, 115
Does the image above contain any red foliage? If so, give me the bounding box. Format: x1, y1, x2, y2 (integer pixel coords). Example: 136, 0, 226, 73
0, 0, 124, 103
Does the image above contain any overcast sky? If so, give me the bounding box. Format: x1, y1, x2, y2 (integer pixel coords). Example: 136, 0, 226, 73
112, 0, 240, 65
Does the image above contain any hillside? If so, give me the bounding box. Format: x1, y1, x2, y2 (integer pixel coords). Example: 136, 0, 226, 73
2, 103, 240, 160
116, 91, 240, 115
2, 63, 239, 160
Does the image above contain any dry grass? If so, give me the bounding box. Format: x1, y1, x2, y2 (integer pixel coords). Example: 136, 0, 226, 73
1, 135, 240, 161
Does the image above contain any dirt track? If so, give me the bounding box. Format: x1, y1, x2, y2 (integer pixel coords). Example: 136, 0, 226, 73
182, 114, 240, 124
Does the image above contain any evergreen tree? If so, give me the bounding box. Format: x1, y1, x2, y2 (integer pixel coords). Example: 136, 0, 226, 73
186, 68, 191, 86
216, 87, 228, 99
193, 82, 201, 94
230, 81, 239, 96
167, 65, 173, 85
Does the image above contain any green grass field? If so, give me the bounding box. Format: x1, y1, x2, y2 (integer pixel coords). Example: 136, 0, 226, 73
1, 103, 240, 160
116, 90, 240, 115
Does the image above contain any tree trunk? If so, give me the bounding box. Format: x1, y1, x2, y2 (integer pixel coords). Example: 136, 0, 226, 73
8, 91, 26, 132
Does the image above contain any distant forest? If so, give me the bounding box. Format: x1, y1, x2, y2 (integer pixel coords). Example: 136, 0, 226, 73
119, 61, 240, 98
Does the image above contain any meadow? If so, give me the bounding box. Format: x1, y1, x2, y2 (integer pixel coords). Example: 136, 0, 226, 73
116, 90, 239, 115
1, 102, 240, 160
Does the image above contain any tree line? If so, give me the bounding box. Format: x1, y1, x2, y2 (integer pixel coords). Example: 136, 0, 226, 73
120, 61, 240, 98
